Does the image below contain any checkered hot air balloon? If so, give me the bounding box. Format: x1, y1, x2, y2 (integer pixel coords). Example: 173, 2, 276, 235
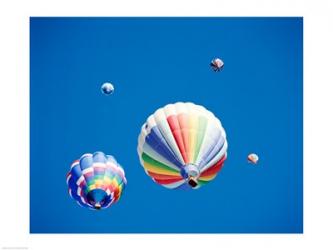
137, 102, 228, 189
66, 151, 127, 210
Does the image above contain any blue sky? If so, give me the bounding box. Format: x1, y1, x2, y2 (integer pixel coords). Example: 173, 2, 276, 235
30, 17, 303, 233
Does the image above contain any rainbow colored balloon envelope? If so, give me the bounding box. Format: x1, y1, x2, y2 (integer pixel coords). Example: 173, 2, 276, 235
137, 102, 228, 189
66, 151, 127, 210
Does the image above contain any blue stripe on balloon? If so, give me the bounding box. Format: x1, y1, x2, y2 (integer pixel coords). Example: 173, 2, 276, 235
68, 178, 82, 202
70, 164, 83, 182
145, 126, 183, 168
198, 136, 225, 167
77, 199, 89, 208
102, 194, 113, 208
205, 136, 225, 162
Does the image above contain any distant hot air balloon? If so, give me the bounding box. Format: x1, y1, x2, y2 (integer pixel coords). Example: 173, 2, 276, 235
66, 151, 127, 210
101, 82, 114, 95
210, 58, 224, 72
137, 102, 228, 189
247, 153, 259, 164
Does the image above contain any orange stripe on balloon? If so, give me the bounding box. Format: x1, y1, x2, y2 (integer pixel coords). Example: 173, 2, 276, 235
153, 176, 184, 185
199, 173, 218, 181
178, 113, 190, 164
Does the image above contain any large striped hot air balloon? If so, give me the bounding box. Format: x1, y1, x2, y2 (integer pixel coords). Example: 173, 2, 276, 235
137, 102, 228, 189
66, 151, 127, 210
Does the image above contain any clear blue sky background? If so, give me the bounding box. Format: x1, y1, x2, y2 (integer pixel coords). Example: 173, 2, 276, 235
30, 17, 303, 233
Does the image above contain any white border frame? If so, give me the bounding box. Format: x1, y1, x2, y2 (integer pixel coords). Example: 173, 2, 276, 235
1, 0, 333, 249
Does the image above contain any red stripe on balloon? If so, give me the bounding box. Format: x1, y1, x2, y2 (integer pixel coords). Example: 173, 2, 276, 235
167, 115, 189, 163
153, 176, 184, 185
200, 155, 226, 177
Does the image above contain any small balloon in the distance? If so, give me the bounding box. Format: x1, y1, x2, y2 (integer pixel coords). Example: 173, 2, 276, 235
210, 58, 224, 72
101, 82, 114, 95
247, 153, 259, 164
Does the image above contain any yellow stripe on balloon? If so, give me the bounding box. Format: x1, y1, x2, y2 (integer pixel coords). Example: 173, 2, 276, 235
94, 179, 103, 186
103, 176, 112, 185
111, 179, 119, 187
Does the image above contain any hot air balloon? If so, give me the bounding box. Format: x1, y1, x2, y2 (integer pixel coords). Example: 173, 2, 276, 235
101, 82, 114, 95
137, 102, 228, 189
66, 151, 127, 210
210, 58, 224, 72
247, 153, 259, 164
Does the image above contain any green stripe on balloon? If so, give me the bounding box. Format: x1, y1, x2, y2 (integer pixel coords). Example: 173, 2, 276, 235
141, 152, 179, 174
197, 179, 209, 186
